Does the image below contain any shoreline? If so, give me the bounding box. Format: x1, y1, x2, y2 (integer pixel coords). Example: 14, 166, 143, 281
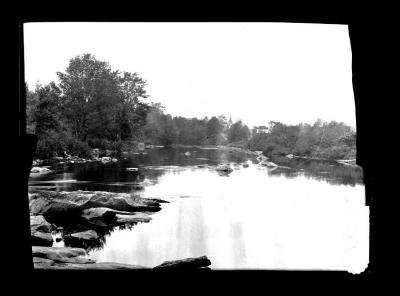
30, 145, 359, 178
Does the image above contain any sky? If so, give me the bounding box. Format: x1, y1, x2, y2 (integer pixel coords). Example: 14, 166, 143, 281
24, 22, 356, 129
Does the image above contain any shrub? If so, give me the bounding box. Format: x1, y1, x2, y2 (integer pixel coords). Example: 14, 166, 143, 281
64, 135, 91, 157
35, 130, 66, 159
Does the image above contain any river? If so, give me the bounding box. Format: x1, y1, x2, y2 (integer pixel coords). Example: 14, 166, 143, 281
28, 146, 368, 272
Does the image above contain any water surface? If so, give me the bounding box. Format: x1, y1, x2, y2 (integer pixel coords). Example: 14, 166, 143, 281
29, 147, 368, 272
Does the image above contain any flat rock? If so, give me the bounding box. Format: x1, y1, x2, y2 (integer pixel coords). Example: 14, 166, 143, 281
30, 167, 52, 174
29, 190, 164, 217
69, 230, 99, 241
30, 215, 52, 233
34, 261, 149, 270
32, 246, 87, 262
33, 256, 55, 268
153, 256, 211, 270
29, 192, 82, 216
81, 207, 134, 220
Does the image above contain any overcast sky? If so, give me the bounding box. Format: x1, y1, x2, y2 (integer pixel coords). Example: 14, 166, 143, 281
24, 22, 356, 129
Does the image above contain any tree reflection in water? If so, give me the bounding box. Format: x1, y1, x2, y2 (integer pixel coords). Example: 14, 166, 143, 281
267, 156, 363, 186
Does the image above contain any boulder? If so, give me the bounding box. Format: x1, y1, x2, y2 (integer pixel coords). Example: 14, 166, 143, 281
29, 193, 82, 216
30, 167, 51, 174
153, 256, 211, 270
261, 161, 278, 168
101, 157, 111, 163
30, 215, 52, 233
112, 158, 118, 162
242, 163, 249, 168
216, 164, 233, 173
29, 190, 164, 217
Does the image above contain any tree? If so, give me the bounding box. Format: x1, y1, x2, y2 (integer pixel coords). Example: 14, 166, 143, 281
33, 82, 62, 136
29, 82, 71, 158
143, 103, 178, 145
206, 116, 223, 145
57, 54, 121, 141
57, 53, 150, 142
26, 83, 38, 134
228, 120, 250, 144
117, 72, 150, 140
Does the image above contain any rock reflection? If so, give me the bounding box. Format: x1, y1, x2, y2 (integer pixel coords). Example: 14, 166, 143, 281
46, 214, 151, 252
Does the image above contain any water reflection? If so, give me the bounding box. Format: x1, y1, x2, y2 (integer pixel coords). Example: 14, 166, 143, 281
87, 166, 367, 271
268, 156, 363, 186
29, 147, 368, 271
28, 147, 363, 193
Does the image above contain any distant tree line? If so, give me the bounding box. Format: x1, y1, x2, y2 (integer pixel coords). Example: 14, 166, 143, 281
26, 53, 356, 160
248, 120, 356, 160
143, 107, 251, 147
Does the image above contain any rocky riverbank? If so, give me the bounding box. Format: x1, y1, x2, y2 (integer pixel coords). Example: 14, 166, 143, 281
33, 246, 211, 270
28, 189, 213, 270
29, 190, 173, 263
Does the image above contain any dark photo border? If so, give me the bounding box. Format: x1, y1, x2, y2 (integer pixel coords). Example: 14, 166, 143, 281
9, 8, 386, 290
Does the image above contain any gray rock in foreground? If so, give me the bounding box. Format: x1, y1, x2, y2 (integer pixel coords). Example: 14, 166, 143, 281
32, 246, 87, 261
153, 256, 212, 270
81, 207, 140, 220
30, 215, 54, 246
29, 190, 165, 216
30, 215, 52, 233
32, 247, 212, 271
32, 246, 149, 270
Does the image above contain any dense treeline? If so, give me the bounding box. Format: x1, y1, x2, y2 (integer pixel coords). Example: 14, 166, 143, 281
26, 53, 356, 160
248, 120, 356, 160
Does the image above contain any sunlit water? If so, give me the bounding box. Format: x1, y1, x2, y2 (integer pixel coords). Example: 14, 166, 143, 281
29, 147, 368, 273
